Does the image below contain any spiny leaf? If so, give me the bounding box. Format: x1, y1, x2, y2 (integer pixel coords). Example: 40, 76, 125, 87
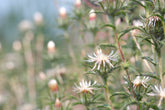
99, 43, 117, 49
101, 24, 115, 30
141, 56, 157, 66
110, 92, 130, 99
121, 101, 138, 110
131, 0, 145, 8
139, 73, 160, 82
118, 27, 144, 39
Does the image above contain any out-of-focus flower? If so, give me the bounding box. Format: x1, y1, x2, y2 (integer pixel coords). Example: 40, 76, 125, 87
48, 79, 58, 92
133, 20, 143, 27
147, 85, 165, 106
132, 76, 150, 88
39, 72, 46, 80
75, 0, 81, 8
55, 98, 62, 108
19, 20, 33, 32
73, 79, 97, 94
13, 40, 22, 51
89, 9, 96, 21
33, 12, 43, 25
59, 7, 66, 19
90, 0, 103, 4
47, 41, 56, 53
131, 20, 143, 36
87, 48, 118, 70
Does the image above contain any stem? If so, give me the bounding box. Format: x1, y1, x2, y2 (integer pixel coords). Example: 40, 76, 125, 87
104, 80, 115, 110
114, 30, 140, 110
64, 32, 77, 64
23, 33, 36, 106
132, 35, 154, 72
158, 52, 164, 88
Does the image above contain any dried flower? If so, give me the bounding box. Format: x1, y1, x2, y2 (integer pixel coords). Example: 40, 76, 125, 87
146, 16, 164, 41
48, 79, 58, 92
148, 16, 160, 27
87, 48, 118, 70
33, 12, 43, 25
73, 79, 97, 94
132, 76, 150, 88
59, 7, 66, 19
147, 85, 165, 106
75, 0, 81, 8
47, 41, 56, 53
55, 98, 62, 108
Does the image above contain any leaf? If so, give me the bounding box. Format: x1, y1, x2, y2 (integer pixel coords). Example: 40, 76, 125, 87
110, 92, 130, 99
139, 73, 160, 81
141, 56, 157, 66
101, 24, 115, 30
118, 27, 144, 39
99, 43, 117, 49
131, 0, 145, 8
72, 102, 82, 106
121, 101, 138, 110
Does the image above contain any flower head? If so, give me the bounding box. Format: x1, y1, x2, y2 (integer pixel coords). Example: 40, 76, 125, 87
47, 41, 56, 53
147, 85, 165, 106
148, 16, 161, 27
87, 48, 118, 70
55, 98, 62, 108
33, 12, 43, 25
89, 9, 96, 21
59, 7, 66, 19
75, 0, 81, 8
133, 76, 150, 88
73, 79, 97, 94
48, 79, 58, 92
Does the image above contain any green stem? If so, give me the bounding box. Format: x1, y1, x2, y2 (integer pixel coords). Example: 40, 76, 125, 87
158, 52, 164, 87
104, 80, 115, 110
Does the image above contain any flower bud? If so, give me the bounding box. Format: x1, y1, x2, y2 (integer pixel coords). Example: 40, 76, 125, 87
89, 9, 96, 21
33, 12, 43, 25
55, 98, 62, 108
47, 41, 56, 53
59, 7, 66, 19
48, 79, 58, 92
75, 0, 81, 8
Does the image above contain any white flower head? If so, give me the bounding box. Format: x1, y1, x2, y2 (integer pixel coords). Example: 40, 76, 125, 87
87, 48, 118, 70
147, 85, 165, 106
133, 76, 150, 88
73, 79, 97, 94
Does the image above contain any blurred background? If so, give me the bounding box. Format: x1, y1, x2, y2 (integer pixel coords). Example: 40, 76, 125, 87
0, 0, 84, 110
